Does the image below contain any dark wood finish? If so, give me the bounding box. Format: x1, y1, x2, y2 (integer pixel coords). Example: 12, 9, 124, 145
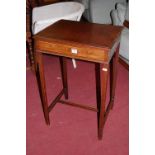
123, 20, 129, 28
26, 0, 39, 71
35, 51, 50, 125
34, 20, 123, 140
98, 63, 109, 139
34, 21, 122, 64
26, 31, 34, 70
59, 57, 68, 99
34, 21, 121, 48
26, 0, 66, 71
95, 44, 120, 139
26, 0, 33, 70
95, 63, 101, 133
35, 40, 109, 63
110, 44, 120, 109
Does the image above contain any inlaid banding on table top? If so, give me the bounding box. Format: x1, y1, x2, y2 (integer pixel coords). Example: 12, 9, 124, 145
35, 40, 110, 63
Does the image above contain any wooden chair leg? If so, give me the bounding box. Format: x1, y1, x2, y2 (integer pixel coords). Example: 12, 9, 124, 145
26, 35, 35, 71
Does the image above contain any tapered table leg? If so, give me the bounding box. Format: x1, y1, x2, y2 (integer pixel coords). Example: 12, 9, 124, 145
95, 63, 101, 130
110, 44, 120, 110
59, 57, 68, 99
98, 63, 109, 140
35, 51, 50, 125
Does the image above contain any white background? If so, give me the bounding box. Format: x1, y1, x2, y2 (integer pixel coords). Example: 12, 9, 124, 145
0, 0, 155, 155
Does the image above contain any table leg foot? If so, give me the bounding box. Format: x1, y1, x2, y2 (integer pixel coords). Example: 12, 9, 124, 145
98, 130, 103, 140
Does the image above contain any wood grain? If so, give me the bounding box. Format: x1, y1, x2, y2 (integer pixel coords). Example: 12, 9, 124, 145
34, 20, 123, 63
34, 20, 123, 140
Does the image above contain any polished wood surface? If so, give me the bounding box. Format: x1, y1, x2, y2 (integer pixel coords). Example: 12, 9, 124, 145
34, 20, 122, 50
35, 51, 50, 125
35, 40, 109, 63
34, 20, 123, 140
34, 20, 122, 63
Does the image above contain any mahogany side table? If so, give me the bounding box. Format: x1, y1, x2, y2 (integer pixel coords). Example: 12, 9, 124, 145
33, 20, 123, 140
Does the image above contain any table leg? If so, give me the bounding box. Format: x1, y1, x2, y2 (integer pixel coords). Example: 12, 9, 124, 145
35, 52, 50, 125
98, 63, 109, 140
95, 63, 101, 126
59, 57, 68, 99
110, 44, 120, 110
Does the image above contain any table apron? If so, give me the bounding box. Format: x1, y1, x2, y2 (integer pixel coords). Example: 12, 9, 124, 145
35, 40, 110, 63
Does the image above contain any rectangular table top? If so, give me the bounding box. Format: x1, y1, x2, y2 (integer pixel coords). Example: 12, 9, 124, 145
34, 20, 123, 50
34, 20, 123, 63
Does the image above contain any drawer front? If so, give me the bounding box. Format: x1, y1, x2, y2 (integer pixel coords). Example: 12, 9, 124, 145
35, 40, 109, 63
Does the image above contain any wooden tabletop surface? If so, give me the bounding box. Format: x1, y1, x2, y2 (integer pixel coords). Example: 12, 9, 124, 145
34, 20, 123, 50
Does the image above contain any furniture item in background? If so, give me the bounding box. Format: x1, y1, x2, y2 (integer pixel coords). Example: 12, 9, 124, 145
111, 2, 129, 69
37, 0, 72, 6
73, 0, 90, 21
74, 0, 126, 24
26, 0, 74, 70
32, 2, 84, 34
26, 0, 39, 70
34, 20, 123, 140
27, 1, 84, 70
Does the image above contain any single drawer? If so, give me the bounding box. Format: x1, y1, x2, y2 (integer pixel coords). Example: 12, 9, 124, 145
35, 40, 109, 63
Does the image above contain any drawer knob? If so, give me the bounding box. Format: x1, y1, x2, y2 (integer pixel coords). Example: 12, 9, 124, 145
71, 48, 78, 54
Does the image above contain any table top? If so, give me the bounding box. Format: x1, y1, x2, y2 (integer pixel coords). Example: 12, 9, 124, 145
34, 20, 123, 50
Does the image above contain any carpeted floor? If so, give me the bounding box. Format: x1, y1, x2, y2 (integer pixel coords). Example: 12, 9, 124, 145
26, 55, 129, 155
